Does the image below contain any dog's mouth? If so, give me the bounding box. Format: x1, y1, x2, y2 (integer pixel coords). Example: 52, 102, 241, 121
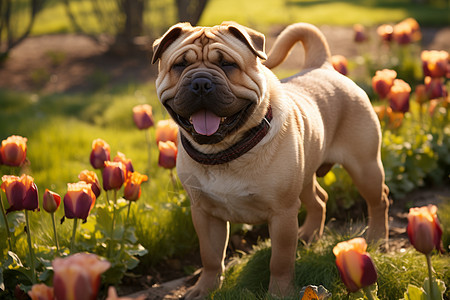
165, 102, 254, 145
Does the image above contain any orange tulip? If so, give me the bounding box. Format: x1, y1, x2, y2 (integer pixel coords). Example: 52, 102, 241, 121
28, 283, 54, 300
425, 76, 445, 100
377, 24, 393, 42
78, 170, 101, 198
333, 238, 377, 293
43, 189, 61, 213
403, 17, 422, 42
158, 141, 177, 169
331, 55, 348, 76
90, 138, 111, 169
353, 24, 367, 43
407, 205, 443, 255
386, 107, 404, 128
63, 182, 96, 221
0, 135, 27, 167
1, 174, 39, 214
421, 50, 448, 78
102, 161, 125, 191
393, 18, 421, 45
53, 253, 110, 300
124, 171, 148, 201
155, 119, 179, 145
113, 152, 134, 179
388, 79, 411, 113
133, 104, 154, 130
372, 69, 397, 99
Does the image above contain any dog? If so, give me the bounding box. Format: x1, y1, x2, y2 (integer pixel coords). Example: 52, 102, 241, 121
152, 21, 389, 299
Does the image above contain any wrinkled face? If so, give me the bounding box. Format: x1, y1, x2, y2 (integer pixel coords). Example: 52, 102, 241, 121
153, 23, 268, 145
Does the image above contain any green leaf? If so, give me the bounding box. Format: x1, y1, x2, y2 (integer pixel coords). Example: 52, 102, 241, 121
423, 277, 446, 300
404, 284, 426, 300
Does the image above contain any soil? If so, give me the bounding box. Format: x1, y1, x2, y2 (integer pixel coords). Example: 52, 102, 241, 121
0, 25, 449, 299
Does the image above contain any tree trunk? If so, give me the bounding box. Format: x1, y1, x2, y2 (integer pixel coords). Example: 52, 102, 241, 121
176, 0, 208, 26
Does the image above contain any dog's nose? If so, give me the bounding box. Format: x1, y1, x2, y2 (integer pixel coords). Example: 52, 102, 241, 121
190, 77, 214, 95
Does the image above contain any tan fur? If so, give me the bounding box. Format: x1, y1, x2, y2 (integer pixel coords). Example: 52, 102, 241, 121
153, 22, 389, 299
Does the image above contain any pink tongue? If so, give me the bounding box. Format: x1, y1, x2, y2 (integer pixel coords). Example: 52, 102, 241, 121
191, 109, 221, 136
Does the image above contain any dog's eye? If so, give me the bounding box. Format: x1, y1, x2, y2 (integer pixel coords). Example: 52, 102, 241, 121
220, 60, 239, 70
172, 60, 189, 71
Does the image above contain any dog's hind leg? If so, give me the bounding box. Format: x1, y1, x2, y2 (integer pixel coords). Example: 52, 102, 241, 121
343, 158, 389, 246
298, 175, 328, 243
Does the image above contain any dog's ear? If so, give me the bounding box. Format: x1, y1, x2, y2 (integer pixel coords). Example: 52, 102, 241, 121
222, 22, 267, 60
152, 23, 192, 64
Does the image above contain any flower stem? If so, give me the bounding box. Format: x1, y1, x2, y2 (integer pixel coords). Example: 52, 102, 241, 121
120, 200, 133, 257
170, 169, 178, 192
108, 189, 118, 258
24, 210, 36, 284
0, 193, 13, 251
51, 212, 60, 254
145, 129, 152, 175
426, 254, 435, 300
362, 286, 377, 300
70, 218, 78, 254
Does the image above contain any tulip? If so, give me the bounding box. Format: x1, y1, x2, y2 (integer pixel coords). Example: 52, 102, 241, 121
372, 105, 386, 122
102, 161, 125, 191
158, 141, 177, 169
421, 50, 449, 78
331, 55, 348, 76
393, 18, 421, 45
388, 79, 411, 113
386, 107, 404, 129
78, 170, 101, 198
43, 189, 61, 213
155, 119, 179, 144
28, 284, 54, 300
372, 69, 397, 99
113, 152, 134, 180
133, 104, 154, 130
0, 135, 27, 167
407, 205, 443, 255
424, 76, 445, 100
402, 17, 421, 42
53, 253, 111, 300
124, 172, 148, 202
1, 174, 39, 214
63, 182, 96, 221
414, 84, 428, 105
376, 24, 393, 42
90, 138, 111, 169
333, 237, 377, 293
353, 24, 367, 43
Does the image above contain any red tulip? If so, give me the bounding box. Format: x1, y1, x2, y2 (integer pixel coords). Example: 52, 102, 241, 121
372, 69, 397, 99
377, 24, 393, 42
407, 205, 443, 255
0, 135, 27, 167
393, 18, 421, 45
43, 189, 61, 213
425, 76, 445, 100
28, 284, 54, 300
90, 139, 111, 169
155, 119, 179, 145
78, 170, 101, 198
113, 152, 134, 180
331, 55, 348, 76
353, 24, 367, 43
63, 182, 96, 220
388, 79, 411, 113
102, 161, 125, 191
158, 141, 177, 169
414, 84, 428, 105
124, 172, 148, 201
1, 174, 39, 214
133, 104, 154, 130
421, 50, 448, 78
333, 238, 377, 293
53, 253, 110, 300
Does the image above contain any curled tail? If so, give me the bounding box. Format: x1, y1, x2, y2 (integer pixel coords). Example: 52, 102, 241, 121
263, 23, 331, 70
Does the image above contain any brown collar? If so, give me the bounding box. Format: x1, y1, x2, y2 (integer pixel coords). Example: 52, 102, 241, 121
180, 106, 272, 165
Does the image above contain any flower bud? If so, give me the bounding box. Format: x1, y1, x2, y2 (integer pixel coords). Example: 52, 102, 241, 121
113, 152, 134, 180
377, 24, 393, 42
333, 238, 377, 293
63, 182, 96, 221
331, 55, 348, 76
28, 284, 54, 300
158, 141, 177, 169
407, 205, 443, 255
102, 161, 125, 191
43, 189, 61, 213
124, 172, 148, 201
372, 69, 397, 99
353, 24, 367, 43
1, 174, 39, 214
388, 79, 411, 113
133, 104, 154, 130
155, 119, 179, 145
90, 139, 111, 169
0, 135, 27, 167
421, 50, 448, 78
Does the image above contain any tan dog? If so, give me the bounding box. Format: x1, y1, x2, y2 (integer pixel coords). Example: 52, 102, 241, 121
152, 22, 389, 299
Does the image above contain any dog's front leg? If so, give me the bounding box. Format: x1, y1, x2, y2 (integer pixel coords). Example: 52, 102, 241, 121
184, 205, 229, 300
268, 211, 299, 297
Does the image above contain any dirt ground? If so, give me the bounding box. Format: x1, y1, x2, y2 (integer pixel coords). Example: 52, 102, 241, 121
0, 25, 449, 299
